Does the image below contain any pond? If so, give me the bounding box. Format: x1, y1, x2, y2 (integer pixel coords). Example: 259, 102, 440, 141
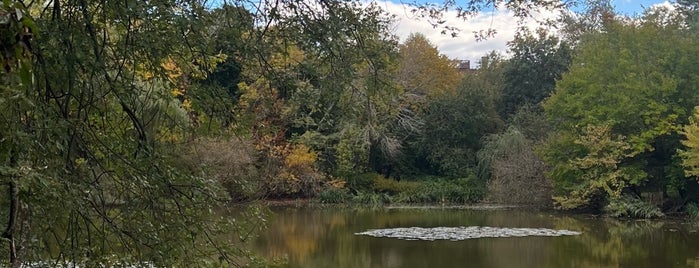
253, 206, 699, 268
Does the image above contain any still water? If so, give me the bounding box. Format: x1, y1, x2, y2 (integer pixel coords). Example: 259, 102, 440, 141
253, 206, 699, 268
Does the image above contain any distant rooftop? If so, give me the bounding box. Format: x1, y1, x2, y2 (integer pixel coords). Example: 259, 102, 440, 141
455, 60, 473, 73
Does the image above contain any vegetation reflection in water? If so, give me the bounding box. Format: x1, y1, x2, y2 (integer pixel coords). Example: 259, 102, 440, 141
253, 206, 699, 268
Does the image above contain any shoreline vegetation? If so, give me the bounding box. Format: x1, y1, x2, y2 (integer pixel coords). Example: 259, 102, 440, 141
228, 170, 693, 220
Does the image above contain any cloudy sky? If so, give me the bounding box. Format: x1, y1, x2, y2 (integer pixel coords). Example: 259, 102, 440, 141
375, 0, 674, 64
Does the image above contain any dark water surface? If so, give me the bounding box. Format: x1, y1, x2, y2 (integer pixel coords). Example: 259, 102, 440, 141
253, 206, 699, 268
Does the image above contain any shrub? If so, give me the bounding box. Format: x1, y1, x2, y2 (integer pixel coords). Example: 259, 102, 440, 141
478, 127, 551, 206
345, 173, 378, 192
373, 176, 420, 194
317, 188, 354, 204
604, 195, 664, 219
394, 176, 485, 204
265, 144, 326, 198
353, 191, 391, 206
181, 137, 261, 201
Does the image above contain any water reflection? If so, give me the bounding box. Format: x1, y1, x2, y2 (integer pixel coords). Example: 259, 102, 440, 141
253, 207, 699, 268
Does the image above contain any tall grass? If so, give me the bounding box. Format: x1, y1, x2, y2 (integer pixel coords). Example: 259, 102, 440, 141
353, 191, 392, 206
393, 177, 484, 204
319, 172, 485, 205
604, 195, 664, 219
317, 188, 354, 204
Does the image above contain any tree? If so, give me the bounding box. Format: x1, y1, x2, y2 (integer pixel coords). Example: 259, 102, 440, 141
678, 0, 699, 34
557, 0, 615, 44
500, 28, 572, 118
189, 5, 254, 130
397, 33, 461, 102
418, 58, 504, 177
256, 1, 406, 177
542, 12, 699, 211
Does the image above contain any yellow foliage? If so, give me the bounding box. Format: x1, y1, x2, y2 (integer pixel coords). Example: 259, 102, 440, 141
269, 45, 305, 69
327, 178, 347, 189
161, 58, 183, 80
285, 144, 317, 169
398, 33, 461, 100
182, 99, 192, 110
136, 66, 155, 80
171, 88, 184, 97
189, 53, 227, 79
156, 127, 182, 143
74, 157, 86, 167
681, 107, 699, 179
236, 81, 259, 110
263, 143, 328, 197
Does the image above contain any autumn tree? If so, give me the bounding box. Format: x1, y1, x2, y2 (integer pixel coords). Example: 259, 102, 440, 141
397, 33, 461, 102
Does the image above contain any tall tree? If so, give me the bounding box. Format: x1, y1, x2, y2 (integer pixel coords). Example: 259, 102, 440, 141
542, 11, 699, 211
397, 33, 461, 102
500, 28, 572, 118
258, 1, 405, 176
418, 55, 505, 177
558, 0, 615, 44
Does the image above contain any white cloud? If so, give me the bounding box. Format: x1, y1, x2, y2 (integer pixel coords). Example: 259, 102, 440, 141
648, 1, 676, 11
374, 1, 562, 64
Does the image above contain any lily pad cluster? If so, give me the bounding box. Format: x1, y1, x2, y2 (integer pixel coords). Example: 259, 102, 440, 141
355, 226, 582, 241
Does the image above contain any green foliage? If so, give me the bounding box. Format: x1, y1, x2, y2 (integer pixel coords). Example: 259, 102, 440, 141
500, 28, 572, 118
1, 0, 614, 265
373, 176, 420, 195
317, 188, 354, 204
345, 173, 379, 193
345, 173, 420, 196
266, 1, 404, 176
353, 191, 392, 206
544, 125, 646, 210
394, 176, 485, 204
320, 172, 484, 205
419, 66, 504, 177
542, 16, 699, 212
509, 104, 551, 142
478, 127, 531, 180
335, 128, 371, 177
604, 195, 664, 219
0, 0, 273, 265
678, 0, 699, 35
